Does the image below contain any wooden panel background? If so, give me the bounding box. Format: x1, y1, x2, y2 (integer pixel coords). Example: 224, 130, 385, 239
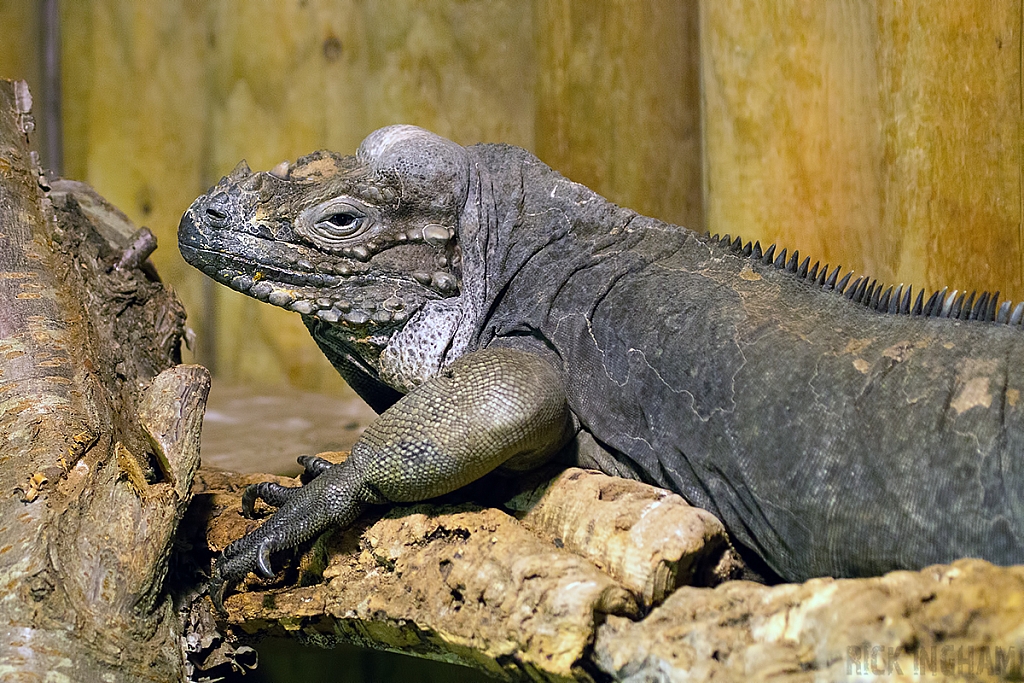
0, 3, 41, 107
702, 1, 1024, 307
3, 1, 1023, 391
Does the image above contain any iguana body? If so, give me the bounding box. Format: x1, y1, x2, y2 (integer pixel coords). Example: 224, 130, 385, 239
179, 126, 1024, 605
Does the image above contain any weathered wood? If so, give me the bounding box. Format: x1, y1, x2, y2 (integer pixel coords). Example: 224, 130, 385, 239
0, 80, 212, 681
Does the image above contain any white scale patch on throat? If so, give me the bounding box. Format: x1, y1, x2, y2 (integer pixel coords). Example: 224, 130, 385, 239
379, 298, 465, 392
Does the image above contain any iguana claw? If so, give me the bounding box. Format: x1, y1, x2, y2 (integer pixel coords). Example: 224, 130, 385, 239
208, 567, 228, 617
256, 541, 275, 579
297, 455, 335, 478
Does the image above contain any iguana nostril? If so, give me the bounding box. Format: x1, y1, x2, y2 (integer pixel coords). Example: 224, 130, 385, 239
205, 207, 228, 228
204, 193, 230, 227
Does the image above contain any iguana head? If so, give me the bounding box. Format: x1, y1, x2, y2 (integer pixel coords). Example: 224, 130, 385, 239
178, 125, 469, 357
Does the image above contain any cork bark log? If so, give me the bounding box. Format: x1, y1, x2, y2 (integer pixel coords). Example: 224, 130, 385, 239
595, 559, 1024, 681
192, 463, 740, 682
199, 459, 1024, 682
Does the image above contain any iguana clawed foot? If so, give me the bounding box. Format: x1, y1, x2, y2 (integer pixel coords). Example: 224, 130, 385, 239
205, 349, 574, 616
209, 455, 363, 615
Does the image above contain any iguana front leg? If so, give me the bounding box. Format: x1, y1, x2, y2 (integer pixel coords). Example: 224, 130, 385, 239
210, 347, 574, 611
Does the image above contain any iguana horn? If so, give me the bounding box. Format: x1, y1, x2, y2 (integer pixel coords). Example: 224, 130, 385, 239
357, 125, 469, 213
227, 159, 252, 181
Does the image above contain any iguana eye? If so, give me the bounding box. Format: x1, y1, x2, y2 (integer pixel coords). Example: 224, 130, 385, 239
296, 197, 375, 251
317, 211, 364, 237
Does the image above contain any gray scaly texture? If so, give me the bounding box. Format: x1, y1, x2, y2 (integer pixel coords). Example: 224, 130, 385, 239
179, 125, 1024, 610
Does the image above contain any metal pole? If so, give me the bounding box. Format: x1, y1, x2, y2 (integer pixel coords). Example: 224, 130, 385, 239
39, 0, 63, 176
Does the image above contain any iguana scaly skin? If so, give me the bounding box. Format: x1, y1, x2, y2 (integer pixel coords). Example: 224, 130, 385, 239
179, 125, 1024, 609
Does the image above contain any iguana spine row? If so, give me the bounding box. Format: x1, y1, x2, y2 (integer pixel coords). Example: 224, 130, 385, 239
712, 232, 1012, 323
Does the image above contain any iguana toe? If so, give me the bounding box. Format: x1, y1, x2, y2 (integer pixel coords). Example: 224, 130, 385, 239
240, 485, 261, 518
242, 481, 301, 517
297, 454, 334, 478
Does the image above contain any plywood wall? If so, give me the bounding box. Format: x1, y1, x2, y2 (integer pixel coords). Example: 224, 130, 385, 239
0, 3, 40, 99
702, 1, 1024, 303
61, 0, 535, 390
9, 1, 1024, 390
534, 0, 703, 228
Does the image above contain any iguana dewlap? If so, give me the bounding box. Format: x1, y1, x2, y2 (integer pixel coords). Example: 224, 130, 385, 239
179, 125, 1024, 608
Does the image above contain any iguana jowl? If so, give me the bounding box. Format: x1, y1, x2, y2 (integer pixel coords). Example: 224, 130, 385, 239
179, 125, 1024, 608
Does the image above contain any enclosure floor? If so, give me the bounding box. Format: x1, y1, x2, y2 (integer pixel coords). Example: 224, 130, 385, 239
199, 382, 376, 476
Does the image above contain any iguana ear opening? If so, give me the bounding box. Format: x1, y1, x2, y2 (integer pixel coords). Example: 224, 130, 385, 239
357, 125, 470, 216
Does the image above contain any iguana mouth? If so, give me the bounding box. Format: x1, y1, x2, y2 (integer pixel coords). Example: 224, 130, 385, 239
178, 243, 347, 290
179, 240, 439, 327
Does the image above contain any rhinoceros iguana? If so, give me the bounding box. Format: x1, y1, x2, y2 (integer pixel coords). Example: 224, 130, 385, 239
178, 125, 1024, 609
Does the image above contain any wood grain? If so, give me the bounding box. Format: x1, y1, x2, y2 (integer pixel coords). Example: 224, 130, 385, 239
702, 0, 1024, 302
535, 0, 703, 228
60, 0, 536, 389
47, 1, 1024, 387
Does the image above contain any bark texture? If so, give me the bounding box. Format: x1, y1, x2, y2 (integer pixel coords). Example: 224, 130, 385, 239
0, 79, 211, 681
595, 559, 1024, 681
515, 468, 741, 608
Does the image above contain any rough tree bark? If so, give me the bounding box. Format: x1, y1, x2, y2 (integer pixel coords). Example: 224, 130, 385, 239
0, 79, 212, 681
